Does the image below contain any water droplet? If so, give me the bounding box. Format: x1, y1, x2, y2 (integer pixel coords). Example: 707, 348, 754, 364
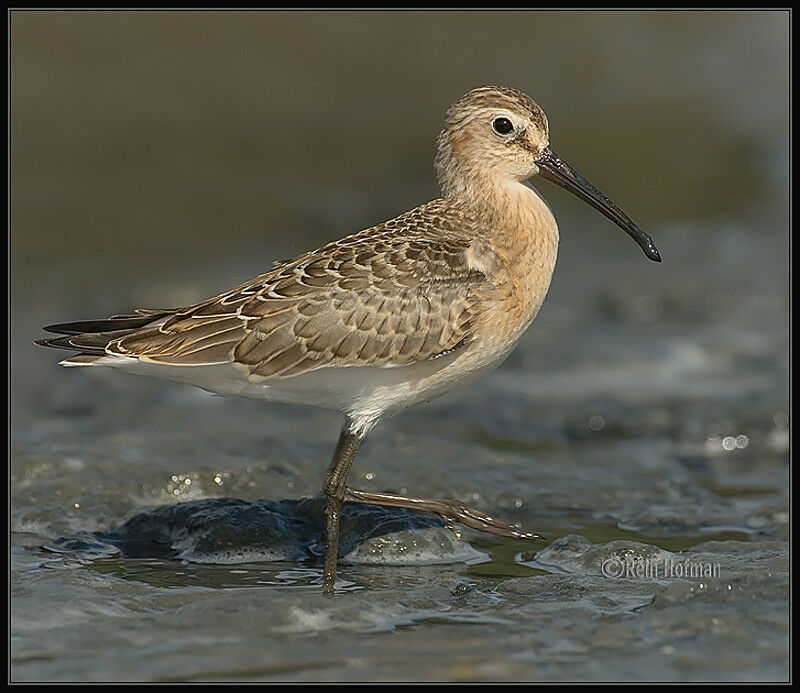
773, 411, 788, 429
588, 415, 605, 431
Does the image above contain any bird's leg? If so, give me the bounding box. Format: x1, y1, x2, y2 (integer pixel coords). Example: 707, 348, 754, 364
321, 424, 362, 594
344, 487, 543, 540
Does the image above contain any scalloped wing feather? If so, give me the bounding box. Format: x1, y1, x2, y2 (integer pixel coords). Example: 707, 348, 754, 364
103, 200, 491, 378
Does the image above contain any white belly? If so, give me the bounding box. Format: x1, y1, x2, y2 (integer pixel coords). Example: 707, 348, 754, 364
90, 333, 519, 435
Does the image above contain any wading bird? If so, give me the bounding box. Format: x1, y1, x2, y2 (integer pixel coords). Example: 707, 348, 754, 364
37, 86, 660, 593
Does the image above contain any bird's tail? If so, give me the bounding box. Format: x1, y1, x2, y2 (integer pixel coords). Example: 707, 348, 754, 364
34, 309, 171, 365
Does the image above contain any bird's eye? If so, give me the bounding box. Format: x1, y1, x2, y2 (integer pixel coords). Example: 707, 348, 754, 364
492, 117, 514, 135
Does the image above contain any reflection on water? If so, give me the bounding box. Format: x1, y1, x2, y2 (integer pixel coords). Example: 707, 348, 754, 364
11, 10, 788, 683
84, 557, 331, 591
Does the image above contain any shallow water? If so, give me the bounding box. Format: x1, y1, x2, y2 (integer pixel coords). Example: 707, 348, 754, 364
11, 11, 788, 682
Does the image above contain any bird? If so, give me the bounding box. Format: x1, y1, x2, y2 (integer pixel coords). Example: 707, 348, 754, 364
36, 85, 660, 593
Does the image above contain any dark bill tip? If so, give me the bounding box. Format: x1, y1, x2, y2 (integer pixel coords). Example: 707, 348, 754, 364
535, 147, 661, 263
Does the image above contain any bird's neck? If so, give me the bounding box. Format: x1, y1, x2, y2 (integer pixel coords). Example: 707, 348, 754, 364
448, 173, 559, 266
446, 174, 560, 328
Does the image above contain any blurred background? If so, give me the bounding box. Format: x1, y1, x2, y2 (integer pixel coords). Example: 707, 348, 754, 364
12, 11, 788, 291
11, 11, 789, 682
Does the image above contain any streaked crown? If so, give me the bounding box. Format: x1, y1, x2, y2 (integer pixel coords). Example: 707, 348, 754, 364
435, 86, 550, 196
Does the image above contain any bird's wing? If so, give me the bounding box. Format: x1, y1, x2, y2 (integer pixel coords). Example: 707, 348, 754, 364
101, 211, 489, 378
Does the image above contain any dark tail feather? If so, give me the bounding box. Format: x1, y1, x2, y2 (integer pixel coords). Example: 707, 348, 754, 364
35, 329, 139, 354
42, 310, 171, 336
36, 309, 172, 355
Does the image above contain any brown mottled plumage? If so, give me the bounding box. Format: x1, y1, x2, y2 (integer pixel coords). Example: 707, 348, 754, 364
107, 201, 488, 376
37, 86, 659, 593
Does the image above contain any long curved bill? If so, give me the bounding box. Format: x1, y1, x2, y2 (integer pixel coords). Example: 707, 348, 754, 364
535, 147, 661, 262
